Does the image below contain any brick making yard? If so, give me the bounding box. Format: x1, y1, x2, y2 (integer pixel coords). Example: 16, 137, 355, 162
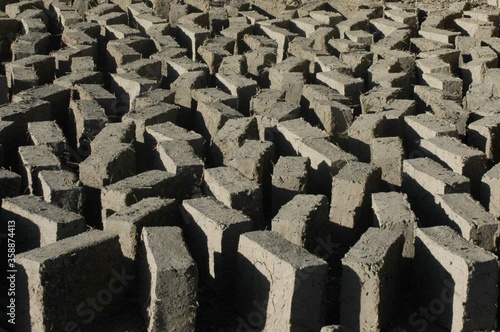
1, 0, 500, 330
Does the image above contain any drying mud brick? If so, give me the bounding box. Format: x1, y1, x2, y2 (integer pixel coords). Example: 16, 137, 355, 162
139, 226, 198, 332
371, 137, 404, 188
17, 230, 123, 332
2, 195, 85, 252
90, 122, 135, 152
420, 136, 487, 198
145, 121, 204, 158
340, 228, 404, 332
38, 170, 83, 213
68, 99, 107, 155
236, 230, 328, 330
348, 113, 387, 163
27, 121, 67, 156
413, 226, 498, 331
403, 113, 458, 152
155, 139, 204, 199
79, 141, 136, 189
227, 139, 274, 184
330, 161, 381, 245
101, 170, 176, 218
18, 145, 60, 195
103, 198, 178, 264
272, 194, 329, 254
468, 114, 500, 163
402, 158, 471, 225
211, 117, 258, 166
481, 163, 500, 218
195, 101, 242, 141
372, 192, 417, 258
180, 196, 253, 296
203, 166, 262, 226
271, 156, 310, 215
436, 193, 500, 252
216, 73, 258, 116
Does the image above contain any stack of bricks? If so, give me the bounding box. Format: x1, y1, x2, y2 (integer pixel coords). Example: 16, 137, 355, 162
2, 0, 500, 330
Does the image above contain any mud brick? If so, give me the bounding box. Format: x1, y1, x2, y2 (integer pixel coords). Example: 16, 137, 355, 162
146, 24, 179, 51
416, 58, 450, 80
414, 85, 461, 114
68, 99, 107, 155
271, 156, 309, 215
468, 114, 500, 162
71, 56, 95, 72
258, 24, 298, 62
0, 100, 50, 131
288, 37, 328, 71
269, 71, 305, 105
329, 39, 368, 58
5, 0, 43, 17
308, 99, 353, 139
103, 198, 178, 262
253, 100, 301, 141
166, 3, 189, 24
371, 137, 403, 188
18, 145, 60, 195
463, 83, 500, 112
51, 46, 95, 76
178, 11, 209, 29
481, 163, 500, 218
403, 113, 458, 151
11, 32, 51, 60
208, 6, 229, 33
180, 196, 252, 295
250, 89, 286, 113
0, 168, 21, 198
76, 83, 116, 116
37, 169, 82, 213
211, 117, 258, 166
345, 30, 374, 47
195, 101, 242, 141
100, 170, 176, 218
105, 24, 141, 41
418, 27, 460, 44
463, 9, 499, 23
410, 37, 452, 53
5, 55, 55, 86
290, 17, 324, 37
13, 84, 70, 130
84, 3, 121, 22
236, 230, 328, 330
62, 30, 96, 49
176, 23, 211, 61
272, 194, 329, 254
2, 195, 85, 252
309, 10, 343, 26
420, 136, 487, 198
133, 13, 166, 34
369, 18, 409, 39
220, 24, 253, 54
413, 226, 498, 331
145, 121, 204, 160
134, 89, 175, 110
106, 42, 141, 73
378, 99, 416, 137
192, 88, 238, 110
165, 56, 208, 83
371, 29, 411, 52
0, 16, 21, 58
274, 117, 328, 156
436, 193, 500, 252
228, 139, 274, 185
198, 38, 233, 75
340, 228, 404, 331
17, 230, 123, 331
348, 113, 387, 163
384, 9, 418, 28
460, 59, 489, 90
309, 27, 336, 52
155, 140, 203, 198
110, 73, 158, 114
79, 141, 136, 189
418, 48, 460, 73
402, 157, 470, 225
243, 34, 277, 50
372, 192, 416, 258
321, 326, 351, 332
203, 166, 262, 225
470, 100, 500, 121
90, 122, 135, 151
336, 18, 368, 38
330, 162, 381, 244
122, 102, 178, 143
422, 72, 462, 96
454, 18, 497, 38
301, 83, 351, 108
27, 121, 67, 156
316, 71, 365, 99
431, 94, 470, 135
91, 12, 128, 32
139, 226, 197, 332
8, 67, 37, 94
245, 46, 277, 79
216, 73, 257, 116
470, 46, 498, 67
360, 86, 401, 114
